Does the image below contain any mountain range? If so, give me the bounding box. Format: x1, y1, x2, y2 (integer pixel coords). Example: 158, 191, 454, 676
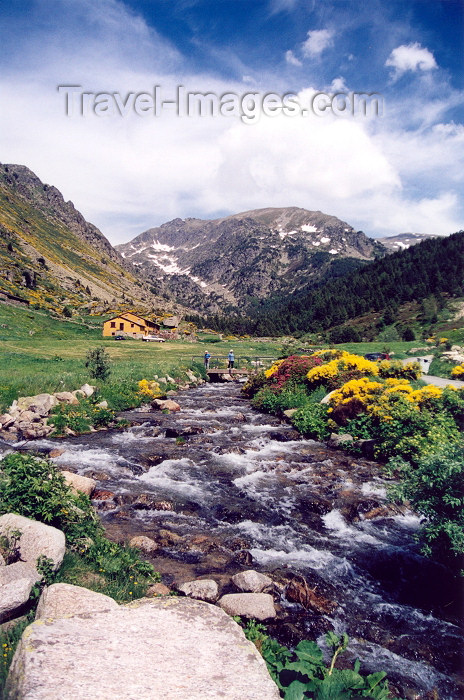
116, 207, 388, 312
0, 163, 447, 320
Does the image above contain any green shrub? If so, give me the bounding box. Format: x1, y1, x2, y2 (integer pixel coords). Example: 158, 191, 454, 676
49, 398, 115, 435
239, 620, 390, 700
251, 387, 283, 413
291, 403, 331, 441
242, 370, 267, 398
0, 454, 159, 599
85, 346, 111, 381
387, 445, 464, 568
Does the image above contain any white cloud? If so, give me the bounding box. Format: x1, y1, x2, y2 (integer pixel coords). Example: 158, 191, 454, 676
385, 42, 437, 77
302, 29, 334, 58
0, 0, 462, 244
269, 0, 299, 14
285, 50, 302, 67
329, 77, 347, 92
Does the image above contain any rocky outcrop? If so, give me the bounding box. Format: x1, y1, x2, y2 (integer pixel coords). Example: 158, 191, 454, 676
0, 514, 65, 623
0, 385, 96, 441
5, 595, 280, 699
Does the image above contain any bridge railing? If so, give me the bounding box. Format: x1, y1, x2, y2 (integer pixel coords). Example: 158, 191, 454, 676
191, 355, 278, 370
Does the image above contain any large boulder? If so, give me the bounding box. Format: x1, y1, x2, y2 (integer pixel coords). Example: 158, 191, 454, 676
5, 596, 280, 699
12, 394, 58, 417
0, 563, 39, 621
79, 384, 96, 398
0, 515, 65, 622
36, 583, 118, 620
152, 399, 181, 413
218, 593, 276, 620
0, 514, 65, 572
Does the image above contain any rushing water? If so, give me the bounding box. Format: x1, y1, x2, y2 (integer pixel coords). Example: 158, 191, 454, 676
4, 382, 463, 698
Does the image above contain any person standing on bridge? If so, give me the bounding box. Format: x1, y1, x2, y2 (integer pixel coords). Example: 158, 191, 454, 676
204, 351, 211, 370
228, 349, 235, 371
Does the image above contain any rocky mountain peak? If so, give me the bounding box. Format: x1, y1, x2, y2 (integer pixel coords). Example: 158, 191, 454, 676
117, 206, 386, 313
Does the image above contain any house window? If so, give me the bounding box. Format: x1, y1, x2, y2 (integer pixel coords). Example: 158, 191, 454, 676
131, 323, 134, 328
110, 322, 116, 328
119, 323, 124, 330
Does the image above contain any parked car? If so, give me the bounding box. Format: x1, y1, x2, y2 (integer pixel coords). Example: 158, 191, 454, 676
142, 335, 166, 342
364, 352, 390, 361
114, 335, 126, 340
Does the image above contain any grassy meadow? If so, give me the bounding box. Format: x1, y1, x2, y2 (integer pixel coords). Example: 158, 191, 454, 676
0, 301, 436, 414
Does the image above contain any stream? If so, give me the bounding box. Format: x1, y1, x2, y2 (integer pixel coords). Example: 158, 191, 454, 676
4, 382, 463, 698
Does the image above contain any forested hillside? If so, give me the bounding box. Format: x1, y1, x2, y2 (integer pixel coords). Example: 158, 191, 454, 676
189, 231, 464, 336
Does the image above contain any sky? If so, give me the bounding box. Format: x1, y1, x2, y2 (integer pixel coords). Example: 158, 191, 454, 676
0, 0, 463, 244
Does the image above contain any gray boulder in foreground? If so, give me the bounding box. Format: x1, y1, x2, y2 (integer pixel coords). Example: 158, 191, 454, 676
5, 596, 280, 700
0, 514, 66, 623
0, 514, 65, 572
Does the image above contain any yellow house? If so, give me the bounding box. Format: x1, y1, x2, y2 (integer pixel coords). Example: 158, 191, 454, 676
102, 312, 160, 338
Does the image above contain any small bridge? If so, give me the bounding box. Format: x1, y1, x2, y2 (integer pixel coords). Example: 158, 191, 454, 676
191, 355, 278, 380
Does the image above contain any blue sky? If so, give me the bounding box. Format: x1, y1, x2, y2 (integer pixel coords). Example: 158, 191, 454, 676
0, 0, 463, 243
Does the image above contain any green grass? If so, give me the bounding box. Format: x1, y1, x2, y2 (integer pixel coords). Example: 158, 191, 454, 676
0, 303, 284, 412
1, 301, 451, 414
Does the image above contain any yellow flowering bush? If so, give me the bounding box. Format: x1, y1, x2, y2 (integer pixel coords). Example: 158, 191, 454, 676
439, 337, 448, 344
138, 379, 162, 398
327, 378, 384, 410
264, 359, 285, 378
451, 364, 464, 377
378, 360, 422, 380
328, 376, 445, 425
306, 352, 379, 389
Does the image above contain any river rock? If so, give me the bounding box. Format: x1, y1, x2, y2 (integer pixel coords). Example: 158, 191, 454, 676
80, 384, 96, 398
218, 593, 276, 620
61, 471, 96, 496
327, 433, 354, 448
95, 400, 108, 409
283, 408, 298, 419
53, 391, 79, 405
231, 570, 273, 593
177, 579, 218, 603
0, 563, 38, 621
5, 597, 280, 699
147, 582, 171, 596
152, 399, 181, 413
36, 583, 118, 620
14, 393, 58, 416
0, 413, 14, 428
48, 448, 65, 458
129, 536, 158, 553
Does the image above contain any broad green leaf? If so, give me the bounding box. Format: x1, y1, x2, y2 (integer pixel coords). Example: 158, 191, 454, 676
284, 680, 312, 700
295, 640, 324, 665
